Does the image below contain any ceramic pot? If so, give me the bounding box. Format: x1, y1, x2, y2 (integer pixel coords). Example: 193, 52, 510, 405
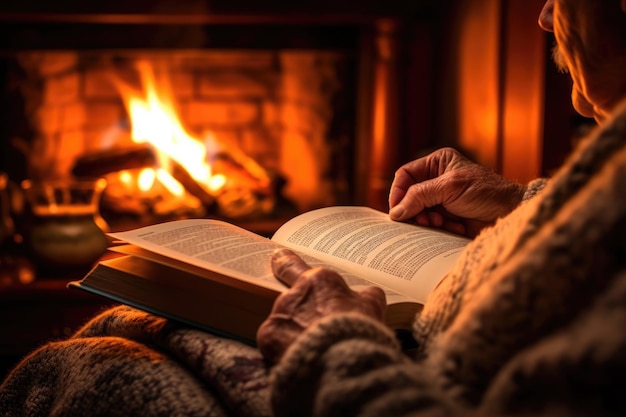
22, 178, 109, 271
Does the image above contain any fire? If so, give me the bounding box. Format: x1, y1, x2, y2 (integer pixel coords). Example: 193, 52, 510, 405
138, 168, 156, 191
155, 169, 184, 195
116, 61, 217, 195
107, 60, 273, 218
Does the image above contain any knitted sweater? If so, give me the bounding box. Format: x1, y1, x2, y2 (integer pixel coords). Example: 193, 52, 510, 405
272, 98, 626, 416
2, 100, 626, 417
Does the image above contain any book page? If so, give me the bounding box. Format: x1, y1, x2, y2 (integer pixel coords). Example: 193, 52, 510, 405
108, 218, 416, 305
272, 206, 470, 303
109, 219, 286, 292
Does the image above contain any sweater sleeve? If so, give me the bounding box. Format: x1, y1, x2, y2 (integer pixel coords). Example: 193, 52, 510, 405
269, 312, 462, 417
522, 178, 548, 202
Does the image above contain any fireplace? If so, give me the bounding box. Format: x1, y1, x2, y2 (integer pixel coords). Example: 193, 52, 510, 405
0, 1, 447, 234
11, 49, 353, 224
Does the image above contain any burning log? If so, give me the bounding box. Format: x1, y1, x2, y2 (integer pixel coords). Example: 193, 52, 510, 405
71, 144, 157, 178
70, 142, 288, 220
169, 159, 217, 209
71, 144, 216, 208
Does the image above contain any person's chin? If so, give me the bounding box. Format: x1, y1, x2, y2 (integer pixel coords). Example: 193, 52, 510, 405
571, 89, 597, 120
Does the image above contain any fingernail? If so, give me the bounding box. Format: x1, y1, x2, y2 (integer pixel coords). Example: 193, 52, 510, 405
389, 205, 404, 219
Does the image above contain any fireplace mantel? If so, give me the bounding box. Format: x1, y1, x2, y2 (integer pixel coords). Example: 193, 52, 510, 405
0, 0, 448, 50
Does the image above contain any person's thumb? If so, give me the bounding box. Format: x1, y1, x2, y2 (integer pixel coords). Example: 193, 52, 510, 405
389, 177, 448, 221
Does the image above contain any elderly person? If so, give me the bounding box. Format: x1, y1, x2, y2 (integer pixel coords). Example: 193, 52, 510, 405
2, 1, 626, 416
261, 0, 626, 415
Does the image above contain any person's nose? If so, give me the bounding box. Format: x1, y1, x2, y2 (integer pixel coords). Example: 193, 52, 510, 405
538, 0, 554, 32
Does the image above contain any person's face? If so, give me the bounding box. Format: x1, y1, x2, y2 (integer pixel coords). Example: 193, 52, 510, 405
538, 0, 626, 122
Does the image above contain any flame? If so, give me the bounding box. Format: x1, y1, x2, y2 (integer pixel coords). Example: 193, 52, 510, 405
156, 169, 184, 196
208, 174, 227, 192
137, 168, 156, 192
113, 60, 217, 196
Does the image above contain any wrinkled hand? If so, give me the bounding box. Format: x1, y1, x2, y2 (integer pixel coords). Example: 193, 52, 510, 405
257, 248, 386, 365
388, 147, 526, 237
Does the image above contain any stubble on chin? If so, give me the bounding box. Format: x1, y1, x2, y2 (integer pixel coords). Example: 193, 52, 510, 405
551, 43, 596, 119
552, 44, 570, 73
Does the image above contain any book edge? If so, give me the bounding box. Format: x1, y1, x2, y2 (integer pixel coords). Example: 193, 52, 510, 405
68, 280, 258, 346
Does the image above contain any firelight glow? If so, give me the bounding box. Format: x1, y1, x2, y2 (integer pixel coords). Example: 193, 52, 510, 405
118, 60, 217, 195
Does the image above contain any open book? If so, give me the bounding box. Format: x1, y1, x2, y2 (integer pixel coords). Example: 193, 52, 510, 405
70, 206, 470, 344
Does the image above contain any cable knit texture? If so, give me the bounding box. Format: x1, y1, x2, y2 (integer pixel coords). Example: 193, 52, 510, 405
522, 178, 548, 202
272, 98, 626, 415
0, 306, 271, 417
2, 99, 626, 416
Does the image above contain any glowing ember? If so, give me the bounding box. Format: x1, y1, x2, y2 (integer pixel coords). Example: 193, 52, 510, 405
137, 168, 156, 192
208, 174, 227, 193
156, 169, 185, 196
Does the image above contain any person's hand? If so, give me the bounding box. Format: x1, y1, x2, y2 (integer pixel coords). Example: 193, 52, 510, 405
388, 147, 526, 237
257, 248, 386, 365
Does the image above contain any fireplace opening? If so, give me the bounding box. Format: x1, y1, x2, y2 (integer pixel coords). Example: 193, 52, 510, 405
0, 21, 375, 238
5, 48, 355, 230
